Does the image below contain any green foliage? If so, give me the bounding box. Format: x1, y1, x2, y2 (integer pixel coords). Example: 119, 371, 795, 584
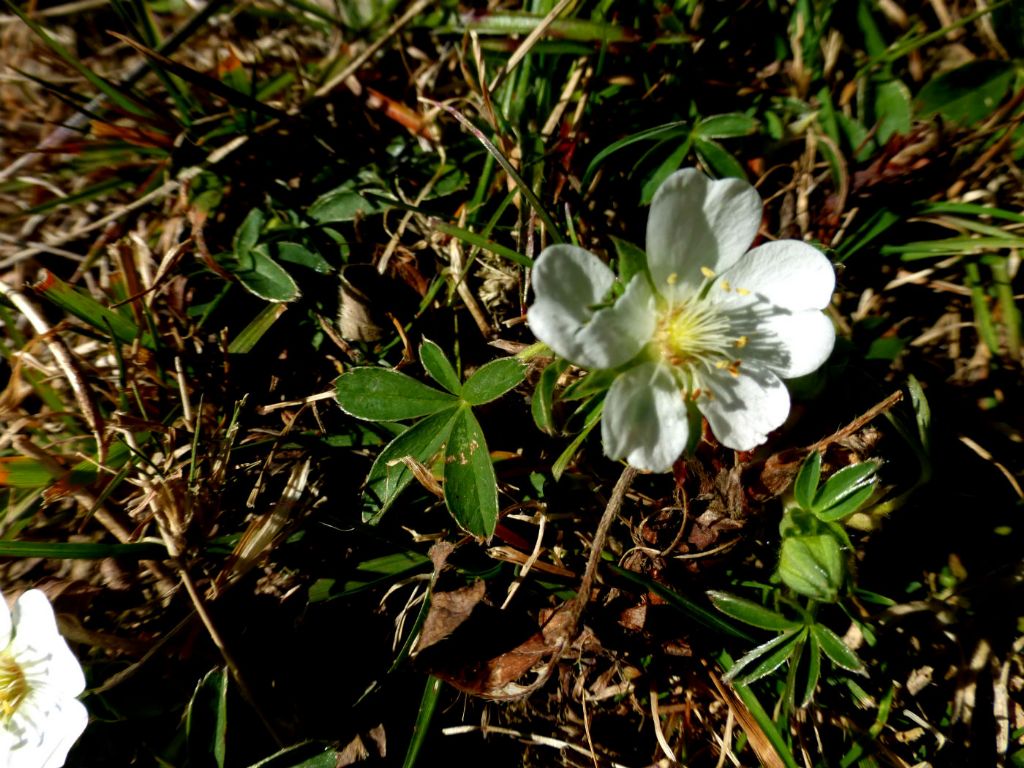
335, 341, 525, 538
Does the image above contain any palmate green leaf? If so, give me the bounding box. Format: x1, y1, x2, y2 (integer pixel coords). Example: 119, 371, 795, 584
810, 623, 865, 674
362, 409, 459, 523
186, 668, 228, 768
336, 368, 458, 421
723, 627, 802, 684
461, 358, 526, 406
444, 406, 498, 539
794, 451, 821, 511
707, 591, 802, 632
419, 339, 462, 395
812, 461, 878, 515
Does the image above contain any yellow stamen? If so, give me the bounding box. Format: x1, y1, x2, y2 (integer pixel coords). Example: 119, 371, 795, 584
736, 287, 751, 296
735, 336, 748, 348
721, 280, 731, 292
700, 266, 716, 279
666, 272, 678, 285
0, 652, 27, 723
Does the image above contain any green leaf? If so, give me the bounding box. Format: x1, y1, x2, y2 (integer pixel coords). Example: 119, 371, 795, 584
874, 79, 912, 143
33, 270, 149, 348
186, 668, 228, 768
810, 623, 865, 674
695, 112, 759, 139
916, 60, 1015, 125
272, 242, 332, 274
707, 591, 802, 632
610, 236, 649, 286
0, 540, 166, 559
401, 676, 443, 768
800, 628, 822, 708
614, 571, 752, 641
552, 398, 602, 480
443, 406, 498, 539
531, 358, 569, 435
227, 244, 300, 303
814, 483, 876, 522
777, 534, 845, 603
812, 462, 878, 514
461, 358, 526, 406
308, 187, 382, 223
640, 138, 691, 204
733, 628, 807, 686
336, 368, 459, 421
246, 742, 338, 768
723, 628, 801, 684
233, 208, 264, 256
362, 409, 459, 522
694, 137, 747, 179
228, 304, 287, 355
581, 120, 690, 188
419, 339, 462, 395
793, 451, 822, 511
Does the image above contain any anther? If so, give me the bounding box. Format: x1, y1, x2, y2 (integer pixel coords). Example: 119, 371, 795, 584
736, 287, 751, 296
700, 266, 716, 279
720, 280, 731, 292
734, 336, 748, 348
666, 273, 678, 285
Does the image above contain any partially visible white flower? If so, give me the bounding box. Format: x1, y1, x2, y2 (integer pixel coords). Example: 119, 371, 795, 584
0, 589, 88, 768
528, 168, 836, 472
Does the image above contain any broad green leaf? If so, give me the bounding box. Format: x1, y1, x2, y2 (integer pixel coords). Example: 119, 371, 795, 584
794, 451, 822, 511
640, 138, 691, 204
228, 244, 300, 303
419, 339, 462, 395
186, 668, 228, 768
800, 628, 822, 708
362, 409, 459, 522
336, 368, 458, 421
233, 208, 264, 256
810, 623, 865, 674
308, 551, 431, 602
461, 358, 526, 406
694, 137, 746, 180
610, 236, 649, 286
308, 187, 382, 223
695, 113, 759, 139
444, 406, 498, 539
272, 242, 332, 274
917, 60, 1015, 125
707, 591, 802, 632
531, 358, 569, 434
778, 534, 845, 603
723, 628, 801, 684
812, 462, 878, 514
873, 79, 912, 143
814, 483, 876, 522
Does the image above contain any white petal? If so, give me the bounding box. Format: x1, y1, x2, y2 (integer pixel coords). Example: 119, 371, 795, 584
0, 591, 12, 649
714, 239, 835, 311
698, 365, 791, 451
9, 694, 88, 768
529, 248, 655, 369
601, 362, 689, 472
646, 169, 762, 299
741, 310, 836, 378
12, 591, 85, 698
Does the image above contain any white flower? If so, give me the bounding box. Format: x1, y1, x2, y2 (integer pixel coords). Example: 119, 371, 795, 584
0, 589, 88, 768
528, 168, 836, 472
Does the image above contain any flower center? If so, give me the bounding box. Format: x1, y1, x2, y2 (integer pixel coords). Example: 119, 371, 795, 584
0, 651, 27, 723
653, 276, 750, 397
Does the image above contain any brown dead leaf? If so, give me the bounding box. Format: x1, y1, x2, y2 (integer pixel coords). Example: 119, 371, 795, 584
413, 580, 486, 655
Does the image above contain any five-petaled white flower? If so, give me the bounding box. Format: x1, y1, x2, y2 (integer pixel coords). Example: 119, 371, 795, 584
0, 589, 87, 768
528, 168, 836, 472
